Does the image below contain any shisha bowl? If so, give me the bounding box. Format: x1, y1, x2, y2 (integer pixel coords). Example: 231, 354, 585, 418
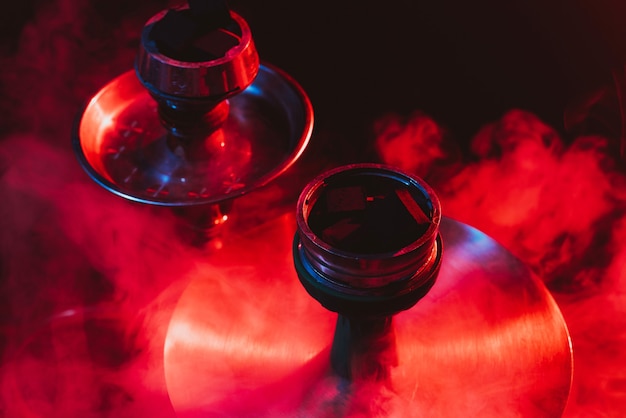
164, 164, 573, 417
72, 2, 313, 243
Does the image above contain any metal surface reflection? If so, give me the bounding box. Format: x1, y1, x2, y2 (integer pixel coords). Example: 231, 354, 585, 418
164, 213, 573, 417
73, 64, 312, 207
72, 2, 314, 244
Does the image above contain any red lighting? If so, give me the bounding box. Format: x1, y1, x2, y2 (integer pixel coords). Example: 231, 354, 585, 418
374, 108, 626, 416
1, 1, 625, 417
213, 214, 228, 225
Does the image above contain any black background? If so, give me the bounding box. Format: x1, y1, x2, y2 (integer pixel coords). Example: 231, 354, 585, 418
226, 0, 626, 155
2, 0, 626, 158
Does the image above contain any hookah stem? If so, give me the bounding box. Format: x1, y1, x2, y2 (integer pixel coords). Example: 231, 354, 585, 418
331, 314, 398, 382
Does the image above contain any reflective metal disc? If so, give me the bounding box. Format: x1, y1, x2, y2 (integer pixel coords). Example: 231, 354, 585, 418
164, 214, 572, 417
73, 64, 313, 206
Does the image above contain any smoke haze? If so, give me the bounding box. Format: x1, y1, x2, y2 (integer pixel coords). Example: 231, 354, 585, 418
1, 0, 625, 417
375, 108, 626, 416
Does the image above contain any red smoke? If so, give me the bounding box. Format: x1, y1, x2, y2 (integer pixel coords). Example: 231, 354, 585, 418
375, 109, 626, 416
1, 0, 625, 417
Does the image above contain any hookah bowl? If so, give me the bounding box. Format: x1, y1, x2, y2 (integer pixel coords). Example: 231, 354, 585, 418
72, 2, 313, 244
164, 164, 573, 417
293, 164, 443, 381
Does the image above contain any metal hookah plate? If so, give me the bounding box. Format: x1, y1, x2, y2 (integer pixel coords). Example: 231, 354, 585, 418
73, 63, 312, 206
163, 214, 573, 418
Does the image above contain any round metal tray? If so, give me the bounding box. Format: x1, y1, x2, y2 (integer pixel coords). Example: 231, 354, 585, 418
73, 64, 313, 206
164, 214, 573, 417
